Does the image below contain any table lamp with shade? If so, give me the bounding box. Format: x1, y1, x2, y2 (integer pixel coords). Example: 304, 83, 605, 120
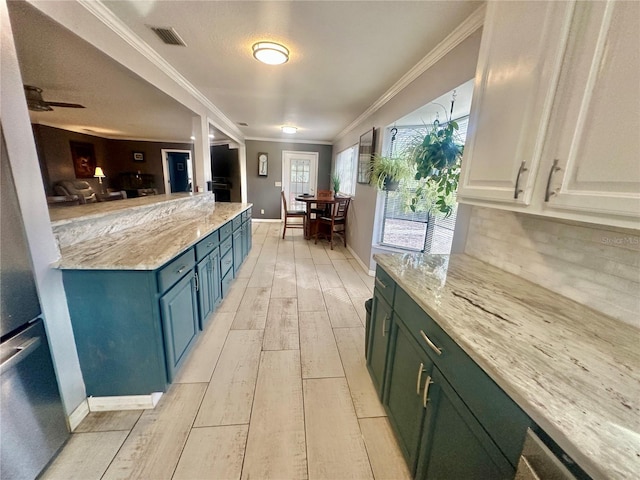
94, 167, 106, 194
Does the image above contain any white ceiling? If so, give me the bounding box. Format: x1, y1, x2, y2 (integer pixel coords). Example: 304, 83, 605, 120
9, 0, 482, 144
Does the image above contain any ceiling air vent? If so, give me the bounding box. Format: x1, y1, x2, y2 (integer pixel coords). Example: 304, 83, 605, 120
149, 26, 187, 47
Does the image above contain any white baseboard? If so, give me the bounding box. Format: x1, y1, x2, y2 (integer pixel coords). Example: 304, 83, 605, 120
251, 218, 282, 223
87, 392, 163, 412
347, 244, 375, 276
68, 399, 89, 432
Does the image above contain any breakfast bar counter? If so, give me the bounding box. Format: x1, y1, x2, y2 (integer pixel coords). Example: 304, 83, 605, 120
50, 193, 251, 270
373, 253, 639, 480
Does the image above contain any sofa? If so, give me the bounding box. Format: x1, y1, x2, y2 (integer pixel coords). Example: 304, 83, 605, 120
54, 180, 126, 204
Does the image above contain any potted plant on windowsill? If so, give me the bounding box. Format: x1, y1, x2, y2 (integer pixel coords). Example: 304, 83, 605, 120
331, 173, 341, 195
370, 154, 413, 191
409, 119, 464, 217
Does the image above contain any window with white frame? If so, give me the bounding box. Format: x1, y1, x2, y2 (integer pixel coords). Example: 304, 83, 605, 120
334, 145, 358, 195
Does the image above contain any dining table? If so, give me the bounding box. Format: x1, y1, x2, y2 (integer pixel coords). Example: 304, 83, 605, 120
294, 193, 346, 240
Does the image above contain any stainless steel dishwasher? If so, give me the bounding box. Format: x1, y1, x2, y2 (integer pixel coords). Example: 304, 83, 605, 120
515, 428, 592, 480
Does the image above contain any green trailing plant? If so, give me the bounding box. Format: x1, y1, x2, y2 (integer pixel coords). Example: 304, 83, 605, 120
409, 120, 464, 217
369, 154, 413, 191
331, 172, 341, 194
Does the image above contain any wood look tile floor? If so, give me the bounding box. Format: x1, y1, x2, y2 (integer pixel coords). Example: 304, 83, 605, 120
43, 223, 411, 480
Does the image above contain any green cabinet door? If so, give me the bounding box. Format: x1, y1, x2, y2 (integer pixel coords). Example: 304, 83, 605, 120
160, 272, 199, 382
384, 318, 434, 475
417, 367, 514, 480
196, 256, 214, 328
233, 228, 243, 275
366, 289, 393, 398
196, 248, 221, 330
242, 221, 250, 260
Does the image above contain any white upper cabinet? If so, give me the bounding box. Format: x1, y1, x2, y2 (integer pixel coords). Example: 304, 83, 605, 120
541, 1, 640, 221
458, 1, 573, 205
459, 0, 640, 229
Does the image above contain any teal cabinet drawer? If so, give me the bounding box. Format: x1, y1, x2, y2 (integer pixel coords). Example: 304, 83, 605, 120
232, 215, 242, 231
195, 229, 220, 260
221, 268, 233, 298
220, 234, 233, 256
246, 208, 252, 219
220, 249, 234, 277
157, 248, 195, 294
394, 287, 531, 466
375, 266, 396, 306
219, 221, 232, 241
241, 210, 248, 221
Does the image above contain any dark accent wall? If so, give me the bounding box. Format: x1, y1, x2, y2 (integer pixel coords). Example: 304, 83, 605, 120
32, 124, 192, 195
246, 140, 333, 219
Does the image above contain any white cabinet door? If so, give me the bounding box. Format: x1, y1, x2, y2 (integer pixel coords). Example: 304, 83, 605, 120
542, 1, 640, 221
458, 1, 574, 205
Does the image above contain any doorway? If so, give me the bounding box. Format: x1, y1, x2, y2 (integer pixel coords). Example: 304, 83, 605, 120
282, 150, 318, 213
162, 149, 193, 193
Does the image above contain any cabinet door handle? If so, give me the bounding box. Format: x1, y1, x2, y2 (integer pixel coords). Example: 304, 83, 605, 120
416, 362, 426, 394
381, 314, 389, 337
513, 161, 528, 199
206, 242, 214, 248
176, 265, 187, 274
420, 330, 442, 356
544, 159, 562, 202
423, 376, 433, 408
194, 272, 199, 291
375, 278, 387, 289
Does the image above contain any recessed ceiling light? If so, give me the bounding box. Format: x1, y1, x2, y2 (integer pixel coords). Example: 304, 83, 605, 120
281, 126, 297, 134
252, 42, 289, 65
190, 135, 196, 140
208, 134, 214, 139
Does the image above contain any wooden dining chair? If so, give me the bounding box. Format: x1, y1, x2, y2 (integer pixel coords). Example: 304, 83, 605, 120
314, 196, 351, 249
310, 189, 333, 218
281, 191, 306, 239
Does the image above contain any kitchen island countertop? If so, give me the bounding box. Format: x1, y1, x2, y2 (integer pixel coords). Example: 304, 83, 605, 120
54, 198, 251, 270
374, 253, 639, 480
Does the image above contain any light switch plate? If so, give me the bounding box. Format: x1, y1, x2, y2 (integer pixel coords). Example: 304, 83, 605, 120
275, 181, 282, 187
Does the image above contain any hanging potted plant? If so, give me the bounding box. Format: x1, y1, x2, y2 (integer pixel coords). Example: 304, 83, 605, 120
370, 154, 413, 191
409, 119, 464, 217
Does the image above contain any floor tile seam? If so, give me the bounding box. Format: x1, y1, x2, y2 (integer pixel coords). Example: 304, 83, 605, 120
329, 326, 377, 479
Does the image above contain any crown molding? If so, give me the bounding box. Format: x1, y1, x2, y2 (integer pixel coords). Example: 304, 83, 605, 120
245, 136, 333, 146
333, 4, 485, 142
76, 0, 244, 142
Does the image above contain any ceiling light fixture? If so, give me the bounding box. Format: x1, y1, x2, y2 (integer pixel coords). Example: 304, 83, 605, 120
190, 135, 196, 140
281, 126, 297, 134
252, 42, 289, 65
208, 134, 214, 139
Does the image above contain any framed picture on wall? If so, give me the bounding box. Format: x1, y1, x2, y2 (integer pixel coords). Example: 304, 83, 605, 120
258, 152, 268, 176
357, 127, 376, 184
70, 141, 97, 178
133, 151, 145, 162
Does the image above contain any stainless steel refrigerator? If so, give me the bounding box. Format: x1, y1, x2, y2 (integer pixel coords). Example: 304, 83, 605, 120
1, 131, 69, 479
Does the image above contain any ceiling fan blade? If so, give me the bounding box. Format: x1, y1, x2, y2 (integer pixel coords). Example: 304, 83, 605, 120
46, 102, 85, 109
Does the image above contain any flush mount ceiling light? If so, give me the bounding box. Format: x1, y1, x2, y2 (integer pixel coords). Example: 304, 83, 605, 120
252, 42, 289, 65
281, 126, 297, 134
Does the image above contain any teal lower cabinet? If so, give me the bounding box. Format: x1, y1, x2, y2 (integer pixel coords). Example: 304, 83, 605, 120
373, 266, 532, 479
159, 272, 199, 382
233, 227, 243, 275
416, 367, 514, 480
366, 288, 393, 398
196, 247, 220, 329
384, 319, 435, 474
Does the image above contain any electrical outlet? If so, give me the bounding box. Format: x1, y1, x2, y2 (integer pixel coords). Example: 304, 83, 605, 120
260, 209, 265, 215
275, 181, 282, 187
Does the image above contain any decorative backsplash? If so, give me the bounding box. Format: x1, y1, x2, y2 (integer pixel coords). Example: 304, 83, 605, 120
464, 206, 640, 328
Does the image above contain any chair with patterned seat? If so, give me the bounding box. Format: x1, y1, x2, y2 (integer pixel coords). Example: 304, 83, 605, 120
281, 190, 306, 239
314, 196, 351, 249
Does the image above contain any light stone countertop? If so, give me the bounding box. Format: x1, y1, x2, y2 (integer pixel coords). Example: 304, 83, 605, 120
55, 202, 251, 270
374, 253, 640, 480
